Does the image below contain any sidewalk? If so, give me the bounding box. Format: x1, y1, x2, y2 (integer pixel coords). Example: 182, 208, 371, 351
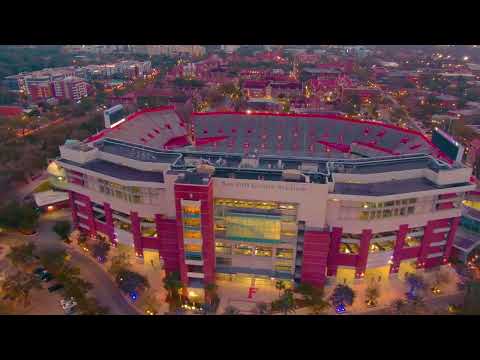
69, 242, 167, 315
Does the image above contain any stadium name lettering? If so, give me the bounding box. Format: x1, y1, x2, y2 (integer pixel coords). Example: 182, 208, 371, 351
219, 180, 307, 192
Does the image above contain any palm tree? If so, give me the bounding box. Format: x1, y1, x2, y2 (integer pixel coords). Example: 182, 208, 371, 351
163, 271, 184, 311
1, 271, 42, 309
463, 280, 480, 315
275, 280, 286, 296
6, 242, 37, 270
365, 285, 380, 307
204, 283, 219, 313
272, 289, 296, 315
295, 283, 329, 314
223, 305, 241, 315
330, 284, 356, 308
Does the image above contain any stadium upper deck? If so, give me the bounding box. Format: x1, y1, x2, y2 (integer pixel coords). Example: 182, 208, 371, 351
79, 107, 458, 182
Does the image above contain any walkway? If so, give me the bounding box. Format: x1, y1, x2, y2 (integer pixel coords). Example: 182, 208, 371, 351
5, 209, 140, 315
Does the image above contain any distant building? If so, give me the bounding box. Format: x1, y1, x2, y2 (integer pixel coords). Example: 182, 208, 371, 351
242, 80, 270, 98
221, 45, 240, 54
0, 106, 23, 118
52, 77, 88, 102
144, 45, 206, 58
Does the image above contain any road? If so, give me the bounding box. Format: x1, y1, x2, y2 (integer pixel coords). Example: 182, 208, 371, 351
17, 118, 65, 138
27, 210, 139, 315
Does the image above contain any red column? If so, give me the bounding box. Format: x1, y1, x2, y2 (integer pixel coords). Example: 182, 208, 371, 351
174, 181, 215, 287
326, 226, 342, 276
444, 217, 461, 262
200, 184, 215, 285
103, 202, 115, 244
85, 197, 96, 238
130, 211, 143, 257
391, 224, 409, 274
68, 191, 78, 228
417, 220, 435, 269
355, 229, 372, 278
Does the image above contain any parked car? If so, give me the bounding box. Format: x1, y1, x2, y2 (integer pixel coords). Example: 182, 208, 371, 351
33, 267, 46, 275
41, 273, 54, 282
60, 298, 77, 314
48, 284, 64, 293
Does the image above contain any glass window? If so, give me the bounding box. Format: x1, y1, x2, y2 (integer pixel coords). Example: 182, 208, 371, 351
185, 244, 202, 253
184, 218, 201, 227
215, 242, 231, 255
339, 243, 359, 255
407, 206, 415, 215
233, 244, 254, 256
409, 198, 417, 204
276, 248, 293, 259
184, 230, 202, 239
385, 201, 395, 207
216, 257, 232, 266
275, 260, 293, 273
359, 211, 369, 220
254, 246, 272, 257
405, 236, 422, 247
225, 215, 281, 242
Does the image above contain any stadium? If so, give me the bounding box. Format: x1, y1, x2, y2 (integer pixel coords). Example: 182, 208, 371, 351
56, 106, 475, 299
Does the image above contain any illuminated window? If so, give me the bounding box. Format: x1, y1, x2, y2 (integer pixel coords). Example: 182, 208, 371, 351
184, 230, 202, 239
275, 260, 293, 273
185, 244, 202, 253
339, 243, 360, 255
254, 246, 272, 257
215, 242, 231, 255
276, 248, 293, 259
233, 244, 254, 256
405, 236, 422, 248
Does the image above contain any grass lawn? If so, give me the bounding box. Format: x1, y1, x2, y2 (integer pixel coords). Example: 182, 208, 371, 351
33, 181, 53, 193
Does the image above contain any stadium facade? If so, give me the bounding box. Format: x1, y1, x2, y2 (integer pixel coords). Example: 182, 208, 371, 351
55, 106, 475, 295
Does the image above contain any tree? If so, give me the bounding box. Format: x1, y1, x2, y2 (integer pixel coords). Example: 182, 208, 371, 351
138, 289, 160, 315
330, 284, 356, 307
405, 273, 426, 298
223, 305, 241, 315
275, 280, 286, 296
0, 202, 39, 233
1, 271, 42, 308
272, 288, 296, 315
433, 269, 451, 290
108, 252, 131, 276
40, 249, 69, 275
163, 271, 184, 312
463, 280, 480, 315
76, 296, 109, 315
294, 283, 329, 314
204, 282, 219, 312
116, 269, 149, 295
365, 285, 380, 306
6, 242, 37, 270
52, 221, 71, 241
90, 236, 111, 262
